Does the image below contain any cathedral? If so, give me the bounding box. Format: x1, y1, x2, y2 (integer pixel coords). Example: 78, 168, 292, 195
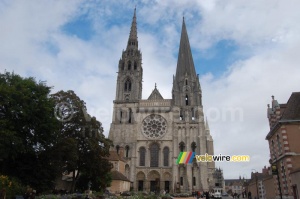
108, 9, 215, 193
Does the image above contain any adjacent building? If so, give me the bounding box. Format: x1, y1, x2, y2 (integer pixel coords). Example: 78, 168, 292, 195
108, 9, 215, 193
266, 93, 300, 199
107, 147, 131, 194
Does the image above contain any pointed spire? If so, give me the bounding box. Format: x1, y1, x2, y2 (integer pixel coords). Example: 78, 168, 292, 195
175, 17, 197, 82
205, 117, 210, 131
127, 8, 138, 50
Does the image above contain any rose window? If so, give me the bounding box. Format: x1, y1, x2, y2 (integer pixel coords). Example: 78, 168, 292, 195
142, 114, 167, 139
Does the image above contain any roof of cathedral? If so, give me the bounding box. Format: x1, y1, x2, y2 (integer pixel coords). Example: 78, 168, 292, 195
175, 17, 197, 82
148, 84, 164, 100
281, 92, 300, 120
111, 170, 131, 182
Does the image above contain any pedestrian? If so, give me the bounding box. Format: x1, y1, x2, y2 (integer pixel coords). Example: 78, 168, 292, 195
248, 191, 252, 199
205, 191, 209, 199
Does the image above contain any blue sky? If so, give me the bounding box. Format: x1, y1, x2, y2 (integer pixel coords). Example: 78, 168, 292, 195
1, 0, 300, 180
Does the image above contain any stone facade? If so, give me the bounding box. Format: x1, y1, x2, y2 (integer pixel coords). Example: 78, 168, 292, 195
108, 9, 215, 193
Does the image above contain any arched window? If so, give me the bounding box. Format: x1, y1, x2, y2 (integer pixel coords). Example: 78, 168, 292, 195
139, 147, 146, 166
191, 142, 196, 152
125, 145, 130, 157
186, 79, 188, 85
179, 142, 185, 152
128, 61, 131, 70
134, 61, 137, 70
150, 143, 159, 167
124, 79, 131, 92
163, 147, 169, 166
116, 145, 120, 154
121, 62, 124, 71
185, 95, 189, 106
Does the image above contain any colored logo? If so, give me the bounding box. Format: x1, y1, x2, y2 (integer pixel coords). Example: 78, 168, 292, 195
176, 152, 195, 164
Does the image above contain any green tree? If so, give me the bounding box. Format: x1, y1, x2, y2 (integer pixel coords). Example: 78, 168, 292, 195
0, 71, 60, 192
51, 90, 112, 192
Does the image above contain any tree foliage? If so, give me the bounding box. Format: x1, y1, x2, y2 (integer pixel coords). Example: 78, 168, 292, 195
0, 72, 112, 193
0, 71, 60, 192
51, 90, 112, 192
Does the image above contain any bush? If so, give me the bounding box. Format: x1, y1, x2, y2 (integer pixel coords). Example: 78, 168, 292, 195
0, 175, 26, 199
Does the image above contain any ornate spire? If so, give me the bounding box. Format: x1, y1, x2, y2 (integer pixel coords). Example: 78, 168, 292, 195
175, 17, 197, 83
205, 117, 210, 131
127, 8, 138, 50
172, 18, 202, 107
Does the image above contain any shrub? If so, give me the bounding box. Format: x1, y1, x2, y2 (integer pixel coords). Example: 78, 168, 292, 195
0, 175, 26, 199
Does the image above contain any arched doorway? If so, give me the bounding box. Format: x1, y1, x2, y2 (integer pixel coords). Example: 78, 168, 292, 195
163, 172, 172, 193
136, 171, 145, 191
148, 170, 160, 193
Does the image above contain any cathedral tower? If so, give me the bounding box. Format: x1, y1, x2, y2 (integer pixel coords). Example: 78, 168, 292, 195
172, 17, 202, 108
115, 8, 142, 102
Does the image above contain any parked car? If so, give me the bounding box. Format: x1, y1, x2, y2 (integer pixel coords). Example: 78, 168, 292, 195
222, 192, 229, 197
213, 191, 222, 199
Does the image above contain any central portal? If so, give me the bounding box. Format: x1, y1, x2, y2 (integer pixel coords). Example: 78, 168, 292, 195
150, 179, 160, 193
148, 170, 161, 193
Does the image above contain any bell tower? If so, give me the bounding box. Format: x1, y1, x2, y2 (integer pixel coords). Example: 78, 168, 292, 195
172, 17, 202, 108
115, 8, 143, 102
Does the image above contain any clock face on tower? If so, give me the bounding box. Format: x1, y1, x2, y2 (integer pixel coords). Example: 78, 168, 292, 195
142, 114, 167, 139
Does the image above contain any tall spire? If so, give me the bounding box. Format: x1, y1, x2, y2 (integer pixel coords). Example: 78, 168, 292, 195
172, 17, 202, 107
127, 8, 138, 50
175, 17, 197, 82
115, 8, 143, 102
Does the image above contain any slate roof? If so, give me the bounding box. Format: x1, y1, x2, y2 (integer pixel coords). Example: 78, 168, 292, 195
281, 92, 300, 120
111, 170, 130, 182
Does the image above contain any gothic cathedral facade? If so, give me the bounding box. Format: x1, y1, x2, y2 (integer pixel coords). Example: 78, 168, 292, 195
108, 9, 215, 193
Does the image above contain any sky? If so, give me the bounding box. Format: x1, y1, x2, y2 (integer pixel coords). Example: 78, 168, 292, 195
1, 0, 300, 180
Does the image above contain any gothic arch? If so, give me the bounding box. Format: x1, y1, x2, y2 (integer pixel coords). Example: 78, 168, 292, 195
127, 60, 131, 70
147, 170, 160, 181
124, 77, 132, 92
137, 171, 146, 180
163, 172, 172, 181
179, 142, 185, 152
139, 146, 146, 166
191, 142, 196, 152
163, 146, 169, 167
